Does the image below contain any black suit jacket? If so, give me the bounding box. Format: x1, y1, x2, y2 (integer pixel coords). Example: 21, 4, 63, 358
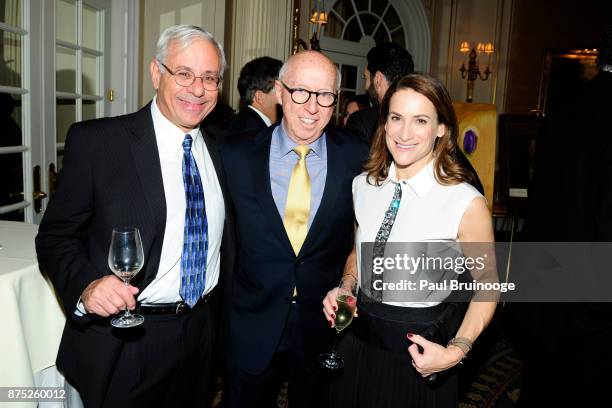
35, 103, 235, 406
222, 106, 269, 139
345, 105, 378, 145
220, 125, 368, 375
345, 104, 485, 194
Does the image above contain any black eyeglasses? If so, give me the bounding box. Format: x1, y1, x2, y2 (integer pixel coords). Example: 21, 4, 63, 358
280, 81, 337, 108
157, 60, 221, 91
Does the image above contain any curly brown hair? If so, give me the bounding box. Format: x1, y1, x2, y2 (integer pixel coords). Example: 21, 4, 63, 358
364, 73, 478, 186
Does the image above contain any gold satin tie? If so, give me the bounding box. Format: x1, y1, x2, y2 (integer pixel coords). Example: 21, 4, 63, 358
284, 145, 311, 256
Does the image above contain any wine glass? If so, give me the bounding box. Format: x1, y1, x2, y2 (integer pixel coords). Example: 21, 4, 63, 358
108, 226, 144, 328
319, 275, 358, 371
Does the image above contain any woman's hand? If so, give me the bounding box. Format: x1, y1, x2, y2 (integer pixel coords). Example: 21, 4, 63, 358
407, 333, 465, 377
322, 285, 358, 328
322, 287, 340, 327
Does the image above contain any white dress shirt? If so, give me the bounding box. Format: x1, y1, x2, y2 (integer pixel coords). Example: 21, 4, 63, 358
138, 96, 225, 304
353, 160, 482, 307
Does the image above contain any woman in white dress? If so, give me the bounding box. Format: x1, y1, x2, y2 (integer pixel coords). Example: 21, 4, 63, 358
322, 73, 497, 407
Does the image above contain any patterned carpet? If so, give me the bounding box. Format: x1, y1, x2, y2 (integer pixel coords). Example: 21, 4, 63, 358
459, 338, 522, 408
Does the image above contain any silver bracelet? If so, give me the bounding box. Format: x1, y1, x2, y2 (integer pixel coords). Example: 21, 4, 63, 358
447, 337, 473, 358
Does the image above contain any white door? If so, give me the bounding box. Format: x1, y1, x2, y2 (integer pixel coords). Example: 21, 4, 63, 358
0, 0, 113, 223
0, 0, 31, 222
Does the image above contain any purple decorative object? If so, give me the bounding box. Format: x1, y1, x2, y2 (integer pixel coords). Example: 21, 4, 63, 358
463, 129, 478, 154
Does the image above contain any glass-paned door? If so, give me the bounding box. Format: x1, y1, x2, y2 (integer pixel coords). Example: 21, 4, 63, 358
327, 53, 366, 126
55, 0, 107, 172
0, 0, 28, 221
0, 0, 111, 223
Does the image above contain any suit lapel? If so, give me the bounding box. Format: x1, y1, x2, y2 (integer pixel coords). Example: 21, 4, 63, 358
249, 127, 295, 255
123, 103, 167, 286
202, 125, 235, 229
244, 107, 267, 129
300, 130, 346, 257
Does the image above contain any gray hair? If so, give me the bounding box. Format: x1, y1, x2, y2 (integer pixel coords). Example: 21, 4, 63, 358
155, 24, 227, 77
278, 52, 342, 91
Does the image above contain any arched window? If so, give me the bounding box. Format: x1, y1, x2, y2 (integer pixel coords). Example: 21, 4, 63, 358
324, 0, 406, 48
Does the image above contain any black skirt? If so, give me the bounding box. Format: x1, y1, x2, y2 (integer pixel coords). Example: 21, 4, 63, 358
329, 292, 465, 408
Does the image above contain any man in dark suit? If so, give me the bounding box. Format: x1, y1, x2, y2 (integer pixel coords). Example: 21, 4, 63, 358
346, 43, 484, 194
35, 25, 233, 408
221, 51, 369, 408
223, 56, 283, 137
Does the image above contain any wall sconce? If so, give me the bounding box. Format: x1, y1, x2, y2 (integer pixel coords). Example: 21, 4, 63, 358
459, 41, 494, 102
309, 5, 328, 51
292, 0, 327, 54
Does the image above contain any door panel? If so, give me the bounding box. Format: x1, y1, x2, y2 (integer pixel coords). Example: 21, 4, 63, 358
0, 0, 27, 221
0, 0, 112, 223
324, 51, 366, 126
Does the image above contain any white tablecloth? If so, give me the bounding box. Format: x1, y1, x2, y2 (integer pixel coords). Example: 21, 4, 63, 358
0, 221, 81, 407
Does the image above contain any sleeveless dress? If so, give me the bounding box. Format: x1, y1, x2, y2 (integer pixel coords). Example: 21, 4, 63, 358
329, 161, 482, 408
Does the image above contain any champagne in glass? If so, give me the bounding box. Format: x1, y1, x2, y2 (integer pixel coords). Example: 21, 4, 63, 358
319, 276, 358, 371
333, 294, 356, 332
108, 226, 144, 328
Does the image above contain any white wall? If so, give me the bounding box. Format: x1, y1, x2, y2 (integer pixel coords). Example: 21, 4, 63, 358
430, 0, 513, 110
139, 0, 226, 106
225, 0, 293, 109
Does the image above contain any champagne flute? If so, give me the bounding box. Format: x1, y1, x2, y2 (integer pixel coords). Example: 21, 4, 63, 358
319, 275, 358, 371
108, 226, 144, 328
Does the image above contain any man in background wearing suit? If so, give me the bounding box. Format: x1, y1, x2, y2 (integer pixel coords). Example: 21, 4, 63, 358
36, 25, 233, 407
221, 50, 369, 408
223, 56, 283, 137
346, 42, 484, 193
345, 42, 414, 145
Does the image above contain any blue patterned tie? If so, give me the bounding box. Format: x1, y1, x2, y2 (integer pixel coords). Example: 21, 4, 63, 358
371, 182, 402, 302
180, 134, 208, 307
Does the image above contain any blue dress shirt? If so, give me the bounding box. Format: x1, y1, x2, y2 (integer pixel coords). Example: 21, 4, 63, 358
269, 122, 327, 228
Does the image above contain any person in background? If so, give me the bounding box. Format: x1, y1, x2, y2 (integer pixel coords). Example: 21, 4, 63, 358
345, 43, 414, 144
223, 56, 283, 137
342, 93, 370, 127
323, 73, 496, 408
35, 24, 234, 407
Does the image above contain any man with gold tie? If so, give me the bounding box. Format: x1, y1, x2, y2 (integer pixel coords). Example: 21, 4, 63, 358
221, 50, 368, 408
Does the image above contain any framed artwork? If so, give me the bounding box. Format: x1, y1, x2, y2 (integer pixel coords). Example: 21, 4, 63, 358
496, 115, 548, 206
453, 103, 497, 209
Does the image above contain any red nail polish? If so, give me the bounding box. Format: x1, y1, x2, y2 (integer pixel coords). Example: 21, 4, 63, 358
331, 314, 335, 319
333, 306, 337, 311
329, 320, 333, 326
407, 333, 414, 338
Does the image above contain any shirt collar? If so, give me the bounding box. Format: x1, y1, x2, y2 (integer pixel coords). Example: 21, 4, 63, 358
151, 95, 201, 155
272, 119, 326, 159
381, 160, 436, 198
248, 105, 272, 127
